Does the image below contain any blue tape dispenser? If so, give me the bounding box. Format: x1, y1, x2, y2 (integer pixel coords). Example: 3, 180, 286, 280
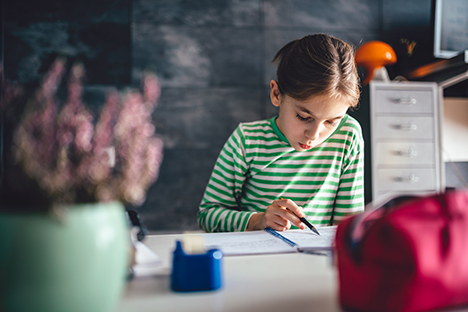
171, 234, 223, 292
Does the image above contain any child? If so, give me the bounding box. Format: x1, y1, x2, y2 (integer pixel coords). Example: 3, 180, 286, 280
198, 34, 364, 232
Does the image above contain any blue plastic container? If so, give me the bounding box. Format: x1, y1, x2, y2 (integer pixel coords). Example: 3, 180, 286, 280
171, 240, 223, 292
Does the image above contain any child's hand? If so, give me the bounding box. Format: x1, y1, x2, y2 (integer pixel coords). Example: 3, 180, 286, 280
246, 198, 306, 231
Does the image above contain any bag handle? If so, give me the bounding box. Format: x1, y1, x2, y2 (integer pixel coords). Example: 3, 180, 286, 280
345, 195, 419, 262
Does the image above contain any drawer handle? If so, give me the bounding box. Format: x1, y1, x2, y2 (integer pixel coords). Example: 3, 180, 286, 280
397, 147, 418, 158
397, 173, 419, 184
395, 121, 417, 131
396, 97, 417, 105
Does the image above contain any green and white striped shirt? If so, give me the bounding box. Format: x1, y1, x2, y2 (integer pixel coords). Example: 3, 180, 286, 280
198, 115, 364, 232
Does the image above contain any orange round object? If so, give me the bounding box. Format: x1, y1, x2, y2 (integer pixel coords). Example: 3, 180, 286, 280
355, 41, 397, 85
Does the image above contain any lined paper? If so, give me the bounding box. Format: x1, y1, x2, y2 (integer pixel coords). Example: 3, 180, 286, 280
203, 226, 336, 256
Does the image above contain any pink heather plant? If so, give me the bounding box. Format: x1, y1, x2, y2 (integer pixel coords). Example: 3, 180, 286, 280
10, 58, 163, 206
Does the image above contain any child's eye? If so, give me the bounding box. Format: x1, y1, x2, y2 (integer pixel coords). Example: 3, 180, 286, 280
327, 120, 337, 127
296, 114, 311, 122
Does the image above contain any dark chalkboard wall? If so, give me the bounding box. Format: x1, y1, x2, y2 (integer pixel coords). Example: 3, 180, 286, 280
5, 0, 465, 232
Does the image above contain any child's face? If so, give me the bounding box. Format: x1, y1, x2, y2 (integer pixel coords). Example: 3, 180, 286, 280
270, 80, 349, 152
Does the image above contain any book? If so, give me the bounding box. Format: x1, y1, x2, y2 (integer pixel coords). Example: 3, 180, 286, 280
202, 226, 337, 256
131, 241, 163, 277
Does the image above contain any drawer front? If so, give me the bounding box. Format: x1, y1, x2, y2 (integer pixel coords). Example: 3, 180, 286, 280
376, 168, 437, 192
373, 89, 434, 114
375, 142, 435, 165
373, 116, 435, 140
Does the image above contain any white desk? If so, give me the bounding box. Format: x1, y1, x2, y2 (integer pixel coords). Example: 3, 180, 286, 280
116, 233, 341, 312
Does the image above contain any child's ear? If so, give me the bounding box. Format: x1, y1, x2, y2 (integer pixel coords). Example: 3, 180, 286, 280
270, 80, 281, 107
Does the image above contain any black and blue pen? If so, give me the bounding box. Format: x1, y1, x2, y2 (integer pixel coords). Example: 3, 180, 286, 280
281, 198, 320, 235
289, 209, 320, 236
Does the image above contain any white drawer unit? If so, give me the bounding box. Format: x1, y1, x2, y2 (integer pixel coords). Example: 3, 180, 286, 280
374, 142, 436, 166
370, 81, 443, 202
373, 116, 435, 140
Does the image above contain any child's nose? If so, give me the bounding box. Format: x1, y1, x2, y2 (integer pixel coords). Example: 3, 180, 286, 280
305, 123, 320, 141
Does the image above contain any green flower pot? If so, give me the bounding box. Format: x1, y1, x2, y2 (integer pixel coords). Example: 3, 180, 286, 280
0, 201, 130, 312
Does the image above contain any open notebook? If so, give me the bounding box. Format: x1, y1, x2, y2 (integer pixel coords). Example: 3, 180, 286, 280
203, 226, 336, 256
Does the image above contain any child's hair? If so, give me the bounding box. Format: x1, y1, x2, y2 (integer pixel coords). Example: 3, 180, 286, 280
272, 34, 360, 108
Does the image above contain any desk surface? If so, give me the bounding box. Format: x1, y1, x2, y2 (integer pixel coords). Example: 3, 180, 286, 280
116, 233, 341, 312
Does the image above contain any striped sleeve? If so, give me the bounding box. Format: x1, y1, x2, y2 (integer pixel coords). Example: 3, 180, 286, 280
197, 125, 255, 232
332, 117, 365, 224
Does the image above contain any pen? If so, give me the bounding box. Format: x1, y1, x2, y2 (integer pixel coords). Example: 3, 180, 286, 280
281, 198, 320, 235
288, 209, 321, 235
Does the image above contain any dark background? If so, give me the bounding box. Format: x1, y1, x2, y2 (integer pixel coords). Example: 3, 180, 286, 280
2, 0, 467, 232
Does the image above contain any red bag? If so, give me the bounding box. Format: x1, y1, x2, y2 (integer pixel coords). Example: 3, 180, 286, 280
335, 190, 468, 312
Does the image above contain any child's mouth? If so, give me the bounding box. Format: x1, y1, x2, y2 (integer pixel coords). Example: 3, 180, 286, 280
299, 143, 312, 150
